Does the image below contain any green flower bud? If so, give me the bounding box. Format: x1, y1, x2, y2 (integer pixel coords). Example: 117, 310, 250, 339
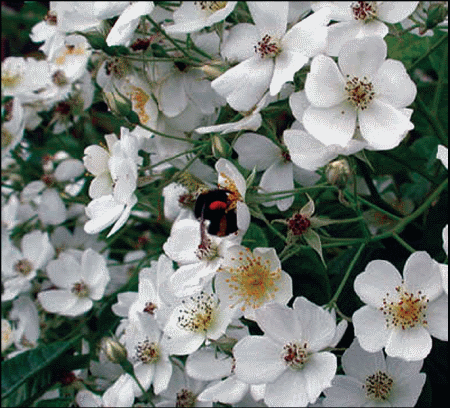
326, 159, 352, 189
101, 337, 128, 365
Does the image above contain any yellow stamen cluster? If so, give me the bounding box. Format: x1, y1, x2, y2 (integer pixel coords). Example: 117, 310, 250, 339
379, 285, 429, 330
177, 292, 218, 333
219, 172, 242, 212
221, 248, 281, 311
135, 338, 160, 363
195, 1, 227, 14
55, 44, 86, 66
71, 281, 90, 298
363, 370, 394, 401
282, 341, 309, 370
345, 75, 375, 110
351, 1, 378, 21
130, 86, 150, 124
176, 388, 197, 407
14, 259, 33, 276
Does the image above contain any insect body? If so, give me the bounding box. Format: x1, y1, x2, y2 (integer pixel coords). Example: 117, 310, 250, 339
194, 189, 238, 237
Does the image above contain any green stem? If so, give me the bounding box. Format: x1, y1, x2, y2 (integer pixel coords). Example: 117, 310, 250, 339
145, 16, 201, 62
432, 42, 448, 116
407, 33, 448, 73
137, 122, 199, 144
250, 206, 288, 243
139, 146, 203, 172
371, 178, 448, 242
391, 232, 416, 253
328, 243, 366, 306
415, 93, 447, 145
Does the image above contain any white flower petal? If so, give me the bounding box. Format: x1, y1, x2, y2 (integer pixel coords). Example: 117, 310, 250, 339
159, 73, 188, 117
211, 56, 273, 112
186, 348, 233, 381
353, 305, 389, 352
234, 133, 281, 171
38, 290, 78, 314
270, 51, 308, 96
234, 336, 286, 384
304, 352, 337, 403
303, 104, 357, 147
38, 189, 67, 225
265, 369, 308, 406
220, 23, 259, 62
403, 251, 443, 301
358, 99, 414, 149
198, 376, 248, 404
385, 326, 432, 361
338, 37, 387, 79
354, 260, 402, 307
323, 375, 367, 407
247, 1, 288, 38
305, 55, 347, 108
378, 2, 419, 23
426, 294, 448, 341
374, 59, 417, 108
260, 161, 294, 211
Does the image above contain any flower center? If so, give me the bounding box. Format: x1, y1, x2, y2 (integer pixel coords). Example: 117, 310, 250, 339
345, 76, 375, 110
143, 301, 158, 315
105, 57, 130, 79
282, 341, 309, 370
351, 1, 378, 21
14, 259, 33, 276
71, 281, 90, 298
52, 70, 69, 87
177, 292, 218, 333
288, 213, 311, 236
195, 1, 227, 15
363, 370, 394, 401
1, 70, 23, 89
55, 43, 86, 66
176, 388, 197, 407
219, 172, 242, 212
221, 248, 281, 311
44, 11, 57, 25
129, 86, 150, 124
1, 129, 14, 149
254, 34, 281, 59
379, 285, 429, 330
135, 338, 160, 363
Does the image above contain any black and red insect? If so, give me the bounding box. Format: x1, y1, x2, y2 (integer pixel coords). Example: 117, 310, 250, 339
194, 189, 238, 237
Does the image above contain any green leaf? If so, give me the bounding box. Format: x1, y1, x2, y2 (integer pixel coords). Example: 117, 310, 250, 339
1, 337, 81, 407
241, 222, 268, 250
34, 397, 73, 407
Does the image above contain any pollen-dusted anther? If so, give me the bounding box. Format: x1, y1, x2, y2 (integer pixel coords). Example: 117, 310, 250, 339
282, 341, 309, 370
351, 1, 378, 21
379, 286, 429, 330
14, 259, 33, 276
71, 281, 90, 298
288, 213, 311, 236
143, 301, 158, 315
221, 248, 281, 311
195, 1, 227, 14
135, 338, 160, 363
177, 292, 218, 333
52, 69, 69, 87
363, 370, 394, 401
176, 388, 197, 408
254, 34, 281, 58
345, 75, 375, 110
44, 11, 57, 25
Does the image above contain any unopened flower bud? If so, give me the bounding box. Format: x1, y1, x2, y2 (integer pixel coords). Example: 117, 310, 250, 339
212, 134, 232, 158
101, 337, 128, 364
200, 62, 227, 80
326, 159, 352, 189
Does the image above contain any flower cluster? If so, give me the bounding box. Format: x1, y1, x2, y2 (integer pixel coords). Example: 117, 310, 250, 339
1, 1, 448, 407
